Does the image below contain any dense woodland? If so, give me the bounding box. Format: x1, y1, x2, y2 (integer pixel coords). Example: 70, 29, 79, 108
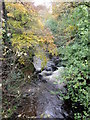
0, 1, 90, 120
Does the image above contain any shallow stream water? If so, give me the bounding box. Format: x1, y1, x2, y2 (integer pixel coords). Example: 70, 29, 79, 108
8, 57, 73, 119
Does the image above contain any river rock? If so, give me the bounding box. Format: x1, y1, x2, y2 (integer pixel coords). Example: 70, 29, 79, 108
39, 70, 52, 76
52, 56, 60, 65
45, 67, 52, 71
33, 56, 42, 72
46, 60, 55, 68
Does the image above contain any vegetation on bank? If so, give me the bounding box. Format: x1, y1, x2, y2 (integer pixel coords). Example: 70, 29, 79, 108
1, 1, 89, 119
47, 2, 89, 119
2, 1, 57, 118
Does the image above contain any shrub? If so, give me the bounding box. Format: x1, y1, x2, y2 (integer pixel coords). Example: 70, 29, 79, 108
59, 4, 89, 119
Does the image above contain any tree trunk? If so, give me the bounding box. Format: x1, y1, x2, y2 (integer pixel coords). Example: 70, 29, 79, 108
2, 1, 13, 92
0, 1, 2, 119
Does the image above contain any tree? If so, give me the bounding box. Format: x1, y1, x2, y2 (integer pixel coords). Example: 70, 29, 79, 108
53, 2, 89, 119
5, 2, 57, 69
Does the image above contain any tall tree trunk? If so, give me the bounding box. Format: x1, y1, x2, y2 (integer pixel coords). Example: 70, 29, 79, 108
2, 1, 13, 91
0, 1, 2, 119
2, 1, 11, 46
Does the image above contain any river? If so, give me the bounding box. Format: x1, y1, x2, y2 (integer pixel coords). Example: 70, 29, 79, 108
8, 56, 73, 119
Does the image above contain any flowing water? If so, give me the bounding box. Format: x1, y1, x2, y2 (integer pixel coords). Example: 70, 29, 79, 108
8, 56, 73, 119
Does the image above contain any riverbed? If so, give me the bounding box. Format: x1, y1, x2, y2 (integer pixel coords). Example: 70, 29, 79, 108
8, 56, 73, 119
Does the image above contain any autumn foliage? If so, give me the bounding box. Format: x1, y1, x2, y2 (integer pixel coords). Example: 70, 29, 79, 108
6, 2, 57, 67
